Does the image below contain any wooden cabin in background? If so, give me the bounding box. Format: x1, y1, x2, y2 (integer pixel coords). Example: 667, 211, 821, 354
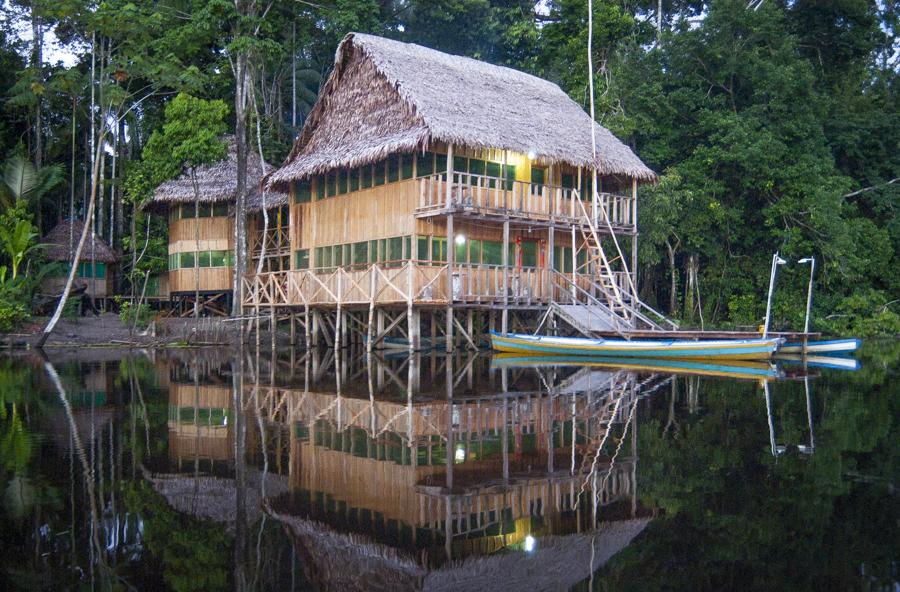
41, 219, 119, 308
255, 32, 671, 350
147, 137, 288, 315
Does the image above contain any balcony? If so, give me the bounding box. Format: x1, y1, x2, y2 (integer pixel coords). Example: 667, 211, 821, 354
416, 172, 636, 232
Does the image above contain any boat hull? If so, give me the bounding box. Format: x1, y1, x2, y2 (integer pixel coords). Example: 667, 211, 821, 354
490, 332, 780, 361
778, 338, 861, 355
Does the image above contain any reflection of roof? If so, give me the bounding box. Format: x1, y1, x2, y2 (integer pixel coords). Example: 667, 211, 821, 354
145, 469, 288, 531
267, 504, 649, 592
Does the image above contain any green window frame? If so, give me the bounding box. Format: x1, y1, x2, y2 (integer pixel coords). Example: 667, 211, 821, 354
455, 239, 467, 264
531, 167, 546, 186
453, 156, 468, 175
340, 169, 350, 194
416, 152, 434, 177
505, 164, 516, 190
295, 249, 309, 270
315, 175, 325, 200
388, 236, 402, 261
198, 251, 211, 268
431, 237, 447, 263
435, 153, 448, 180
561, 173, 575, 189
210, 250, 227, 267
373, 160, 386, 186
520, 241, 537, 268
486, 161, 501, 188
469, 159, 485, 177
417, 236, 429, 260
180, 252, 195, 268
400, 154, 413, 180
329, 172, 339, 197
469, 239, 483, 264
295, 179, 312, 203
349, 168, 360, 192
387, 154, 400, 183
352, 241, 368, 266
361, 166, 373, 189
482, 240, 502, 265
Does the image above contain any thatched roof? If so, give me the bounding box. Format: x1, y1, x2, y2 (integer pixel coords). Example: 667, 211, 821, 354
147, 136, 287, 212
268, 33, 656, 191
266, 503, 650, 592
42, 219, 119, 263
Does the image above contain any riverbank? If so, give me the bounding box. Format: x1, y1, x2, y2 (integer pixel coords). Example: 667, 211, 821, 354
1, 313, 247, 348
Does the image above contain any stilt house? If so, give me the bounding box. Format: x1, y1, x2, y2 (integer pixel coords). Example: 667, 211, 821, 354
148, 137, 288, 314
41, 219, 119, 304
258, 33, 673, 350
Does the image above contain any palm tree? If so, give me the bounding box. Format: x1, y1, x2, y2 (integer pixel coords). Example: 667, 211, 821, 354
0, 154, 64, 230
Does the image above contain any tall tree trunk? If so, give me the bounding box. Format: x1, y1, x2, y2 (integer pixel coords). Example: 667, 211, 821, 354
684, 253, 698, 325
69, 97, 76, 254
37, 129, 108, 349
31, 7, 43, 232
291, 21, 296, 129
657, 0, 663, 41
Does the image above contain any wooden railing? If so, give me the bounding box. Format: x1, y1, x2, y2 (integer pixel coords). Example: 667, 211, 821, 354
242, 262, 636, 308
416, 173, 635, 229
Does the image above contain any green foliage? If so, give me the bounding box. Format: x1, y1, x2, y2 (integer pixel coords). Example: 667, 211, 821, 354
822, 289, 900, 337
0, 154, 63, 211
115, 296, 152, 329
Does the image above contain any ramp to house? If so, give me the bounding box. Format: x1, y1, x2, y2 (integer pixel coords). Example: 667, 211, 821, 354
553, 303, 623, 333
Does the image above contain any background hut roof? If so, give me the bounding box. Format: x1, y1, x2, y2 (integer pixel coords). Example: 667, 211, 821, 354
147, 136, 287, 212
268, 32, 656, 190
42, 219, 119, 263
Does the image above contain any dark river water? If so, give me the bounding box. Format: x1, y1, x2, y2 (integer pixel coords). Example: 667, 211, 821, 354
0, 342, 896, 591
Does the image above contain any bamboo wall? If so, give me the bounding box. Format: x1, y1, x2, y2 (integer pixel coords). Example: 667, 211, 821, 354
168, 268, 233, 293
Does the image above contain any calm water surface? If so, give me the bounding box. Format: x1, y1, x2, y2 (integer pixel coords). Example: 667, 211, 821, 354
0, 343, 896, 591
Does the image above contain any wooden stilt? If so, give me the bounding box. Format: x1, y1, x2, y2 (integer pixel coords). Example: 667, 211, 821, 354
502, 220, 509, 334
446, 213, 455, 353
304, 303, 311, 349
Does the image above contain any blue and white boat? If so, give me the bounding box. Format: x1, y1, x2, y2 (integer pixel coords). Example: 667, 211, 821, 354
778, 338, 861, 355
490, 331, 782, 361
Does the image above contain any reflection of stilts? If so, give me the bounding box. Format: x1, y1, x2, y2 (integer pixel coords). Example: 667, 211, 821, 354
764, 376, 816, 457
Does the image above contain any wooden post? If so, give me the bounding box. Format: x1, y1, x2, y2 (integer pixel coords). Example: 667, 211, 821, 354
289, 312, 296, 347
311, 309, 320, 347
367, 267, 376, 353
501, 220, 509, 334
446, 213, 454, 353
304, 303, 310, 349
407, 262, 418, 352
466, 310, 474, 351
631, 177, 638, 291
446, 144, 454, 207
335, 272, 342, 350
548, 225, 555, 298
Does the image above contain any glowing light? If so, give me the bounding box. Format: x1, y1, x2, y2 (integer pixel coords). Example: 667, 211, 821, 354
454, 234, 466, 246
524, 535, 536, 552
527, 151, 536, 160
455, 446, 466, 462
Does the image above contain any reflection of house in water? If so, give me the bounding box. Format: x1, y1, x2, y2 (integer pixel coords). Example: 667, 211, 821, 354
167, 382, 233, 469
253, 353, 662, 589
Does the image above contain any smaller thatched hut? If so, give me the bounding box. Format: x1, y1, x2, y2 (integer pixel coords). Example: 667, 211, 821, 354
41, 219, 119, 302
146, 137, 288, 311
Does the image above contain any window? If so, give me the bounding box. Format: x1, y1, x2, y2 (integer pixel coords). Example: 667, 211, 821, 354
349, 168, 360, 192
482, 241, 502, 265
362, 166, 373, 189
373, 160, 385, 186
469, 159, 485, 177
352, 241, 368, 266
561, 173, 575, 189
416, 152, 434, 177
454, 239, 467, 264
295, 249, 309, 269
388, 236, 402, 261
210, 250, 227, 267
469, 239, 483, 264
328, 171, 339, 196
505, 165, 517, 190
198, 251, 211, 268
417, 236, 429, 260
180, 252, 195, 268
387, 154, 400, 183
453, 155, 468, 175
486, 161, 501, 188
200, 203, 213, 217
316, 175, 325, 200
431, 237, 447, 262
295, 179, 312, 203
531, 167, 546, 186
435, 153, 448, 179
213, 202, 228, 216
520, 241, 537, 268
400, 154, 413, 180
76, 262, 106, 278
